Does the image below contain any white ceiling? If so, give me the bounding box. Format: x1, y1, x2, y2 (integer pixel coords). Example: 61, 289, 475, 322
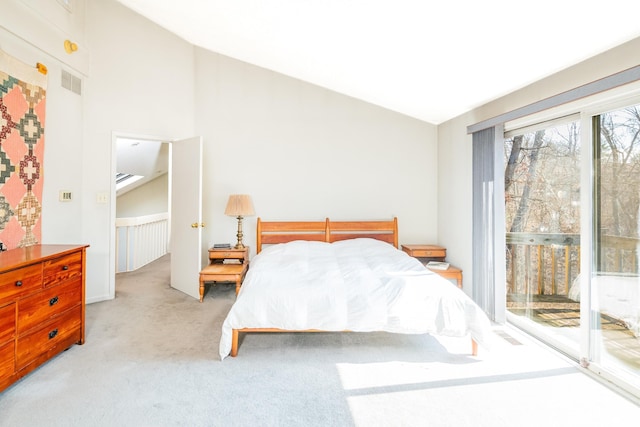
116, 0, 640, 124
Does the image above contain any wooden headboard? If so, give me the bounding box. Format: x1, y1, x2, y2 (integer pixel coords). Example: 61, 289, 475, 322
256, 217, 398, 253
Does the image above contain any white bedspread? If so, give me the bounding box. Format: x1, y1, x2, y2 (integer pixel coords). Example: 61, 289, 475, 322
219, 238, 493, 359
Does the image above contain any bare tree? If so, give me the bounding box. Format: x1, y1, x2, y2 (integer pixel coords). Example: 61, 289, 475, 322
507, 130, 545, 233
599, 106, 640, 237
504, 135, 522, 194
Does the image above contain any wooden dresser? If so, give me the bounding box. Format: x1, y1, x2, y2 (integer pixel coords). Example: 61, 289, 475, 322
0, 244, 89, 392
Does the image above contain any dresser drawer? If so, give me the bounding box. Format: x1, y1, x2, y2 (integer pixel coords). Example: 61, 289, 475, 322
43, 251, 83, 287
17, 278, 82, 334
0, 302, 15, 344
16, 305, 82, 369
0, 264, 42, 301
0, 340, 15, 380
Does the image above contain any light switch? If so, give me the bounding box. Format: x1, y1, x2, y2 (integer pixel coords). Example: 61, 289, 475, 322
96, 192, 109, 204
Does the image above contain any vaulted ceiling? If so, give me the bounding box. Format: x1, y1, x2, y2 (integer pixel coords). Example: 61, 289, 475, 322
116, 0, 640, 124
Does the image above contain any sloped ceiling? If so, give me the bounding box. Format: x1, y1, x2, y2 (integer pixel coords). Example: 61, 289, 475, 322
116, 0, 640, 124
116, 138, 168, 196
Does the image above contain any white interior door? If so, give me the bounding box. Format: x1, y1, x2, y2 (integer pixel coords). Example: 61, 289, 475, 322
170, 136, 203, 299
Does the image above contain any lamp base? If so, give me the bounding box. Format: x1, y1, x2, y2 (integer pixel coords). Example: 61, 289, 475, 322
234, 215, 245, 249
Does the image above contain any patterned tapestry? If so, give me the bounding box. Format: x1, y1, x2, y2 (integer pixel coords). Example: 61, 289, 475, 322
0, 51, 47, 249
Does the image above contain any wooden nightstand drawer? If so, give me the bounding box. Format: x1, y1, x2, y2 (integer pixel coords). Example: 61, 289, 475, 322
208, 247, 249, 263
401, 245, 446, 260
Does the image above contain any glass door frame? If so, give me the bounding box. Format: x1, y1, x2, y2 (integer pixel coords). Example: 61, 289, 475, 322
580, 96, 640, 397
503, 114, 584, 362
500, 88, 640, 398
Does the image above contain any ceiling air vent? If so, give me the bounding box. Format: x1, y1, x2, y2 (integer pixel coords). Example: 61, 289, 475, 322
61, 69, 82, 95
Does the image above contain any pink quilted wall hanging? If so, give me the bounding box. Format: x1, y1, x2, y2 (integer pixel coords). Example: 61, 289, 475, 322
0, 51, 46, 250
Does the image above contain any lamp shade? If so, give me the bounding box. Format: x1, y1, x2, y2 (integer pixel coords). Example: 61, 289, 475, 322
224, 194, 255, 217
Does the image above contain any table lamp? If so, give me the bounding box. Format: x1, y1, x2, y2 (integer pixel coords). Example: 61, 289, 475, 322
224, 194, 255, 249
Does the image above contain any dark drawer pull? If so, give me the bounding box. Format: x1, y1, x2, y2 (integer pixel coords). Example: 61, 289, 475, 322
15, 280, 23, 287
49, 296, 59, 306
48, 329, 58, 340
62, 265, 69, 271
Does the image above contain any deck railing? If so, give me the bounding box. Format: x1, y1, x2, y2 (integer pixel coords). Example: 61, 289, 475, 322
506, 232, 639, 296
115, 213, 169, 273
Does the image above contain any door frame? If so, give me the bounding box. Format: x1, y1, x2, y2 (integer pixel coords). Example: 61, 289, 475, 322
580, 95, 640, 397
109, 131, 174, 299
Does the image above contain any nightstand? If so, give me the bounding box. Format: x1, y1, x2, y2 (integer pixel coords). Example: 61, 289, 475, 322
401, 244, 446, 261
401, 244, 462, 288
199, 247, 249, 301
427, 265, 463, 289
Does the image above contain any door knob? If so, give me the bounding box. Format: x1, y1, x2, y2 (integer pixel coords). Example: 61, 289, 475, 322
191, 223, 206, 228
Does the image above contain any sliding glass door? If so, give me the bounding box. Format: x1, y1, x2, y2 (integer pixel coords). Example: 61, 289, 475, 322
591, 104, 640, 389
504, 118, 582, 354
503, 102, 640, 392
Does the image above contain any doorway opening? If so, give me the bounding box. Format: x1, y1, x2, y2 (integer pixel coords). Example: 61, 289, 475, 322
113, 135, 170, 278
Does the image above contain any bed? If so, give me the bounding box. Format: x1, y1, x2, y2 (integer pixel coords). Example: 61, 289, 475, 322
219, 218, 493, 360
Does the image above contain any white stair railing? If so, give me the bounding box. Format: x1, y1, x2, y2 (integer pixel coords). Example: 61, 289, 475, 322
116, 212, 169, 272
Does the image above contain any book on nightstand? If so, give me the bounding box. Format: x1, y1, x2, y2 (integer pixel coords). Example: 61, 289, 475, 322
212, 243, 231, 249
426, 261, 450, 270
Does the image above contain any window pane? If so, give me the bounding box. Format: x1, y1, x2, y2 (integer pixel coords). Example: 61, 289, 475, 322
505, 119, 581, 352
593, 104, 640, 387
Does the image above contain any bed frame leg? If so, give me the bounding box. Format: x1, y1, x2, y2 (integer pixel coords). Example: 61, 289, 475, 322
231, 329, 239, 357
471, 339, 478, 356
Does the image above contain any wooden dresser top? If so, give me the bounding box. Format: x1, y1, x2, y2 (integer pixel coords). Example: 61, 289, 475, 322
0, 245, 89, 272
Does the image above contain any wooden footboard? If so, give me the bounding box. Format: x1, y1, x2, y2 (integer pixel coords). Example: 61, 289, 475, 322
231, 328, 335, 357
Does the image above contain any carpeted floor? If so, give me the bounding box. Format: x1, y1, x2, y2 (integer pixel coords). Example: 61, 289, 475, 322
0, 255, 638, 426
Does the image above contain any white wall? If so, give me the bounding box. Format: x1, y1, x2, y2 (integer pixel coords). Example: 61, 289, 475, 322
116, 174, 168, 218
194, 49, 438, 255
83, 0, 196, 302
1, 0, 194, 303
15, 0, 638, 303
437, 36, 640, 295
0, 1, 85, 246
0, 0, 88, 74
3, 0, 437, 304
